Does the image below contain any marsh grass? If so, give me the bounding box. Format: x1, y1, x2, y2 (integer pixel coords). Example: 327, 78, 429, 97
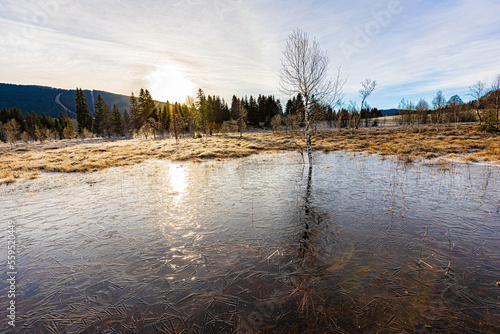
0, 176, 16, 185
1, 125, 498, 183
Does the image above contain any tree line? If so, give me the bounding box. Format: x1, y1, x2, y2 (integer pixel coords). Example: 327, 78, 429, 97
392, 76, 500, 132
0, 107, 76, 143
2, 74, 499, 144
74, 87, 287, 140
0, 87, 285, 143
269, 91, 382, 131
396, 92, 473, 126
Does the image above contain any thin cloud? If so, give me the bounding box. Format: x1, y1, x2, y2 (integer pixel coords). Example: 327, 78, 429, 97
0, 0, 499, 107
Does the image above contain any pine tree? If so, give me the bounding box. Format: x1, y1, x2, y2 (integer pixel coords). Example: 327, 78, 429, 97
130, 92, 140, 130
75, 88, 92, 133
111, 103, 124, 136
139, 89, 156, 125
169, 103, 182, 140
230, 95, 239, 120
93, 94, 110, 136
285, 94, 305, 123
196, 89, 208, 133
24, 111, 38, 140
231, 97, 247, 137
57, 113, 72, 138
40, 114, 55, 130
159, 104, 170, 132
123, 110, 131, 137
247, 96, 259, 125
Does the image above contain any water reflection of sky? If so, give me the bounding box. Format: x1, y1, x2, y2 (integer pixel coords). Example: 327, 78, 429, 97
0, 152, 499, 332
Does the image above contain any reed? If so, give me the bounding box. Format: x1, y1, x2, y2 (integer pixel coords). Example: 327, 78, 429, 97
1, 124, 498, 183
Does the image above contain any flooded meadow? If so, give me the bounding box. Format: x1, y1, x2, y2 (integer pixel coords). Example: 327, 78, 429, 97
1, 152, 499, 333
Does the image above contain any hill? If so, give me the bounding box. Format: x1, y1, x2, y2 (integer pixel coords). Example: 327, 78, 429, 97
379, 108, 397, 115
0, 83, 131, 118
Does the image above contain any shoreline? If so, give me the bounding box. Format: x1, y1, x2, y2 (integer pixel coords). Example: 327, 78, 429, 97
1, 124, 499, 185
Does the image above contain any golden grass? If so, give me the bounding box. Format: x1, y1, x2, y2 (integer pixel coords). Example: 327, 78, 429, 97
313, 124, 500, 164
0, 124, 498, 184
0, 177, 16, 185
24, 172, 41, 180
0, 170, 12, 178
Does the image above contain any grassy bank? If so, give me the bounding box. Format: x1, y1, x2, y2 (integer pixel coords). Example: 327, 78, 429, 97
1, 124, 499, 184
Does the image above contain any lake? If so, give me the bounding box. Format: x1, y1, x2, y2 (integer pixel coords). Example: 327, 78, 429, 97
1, 151, 499, 333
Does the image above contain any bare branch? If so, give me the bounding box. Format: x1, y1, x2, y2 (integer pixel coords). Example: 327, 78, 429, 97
279, 28, 345, 108
359, 78, 377, 108
491, 74, 500, 92
469, 80, 487, 123
469, 80, 486, 101
355, 78, 377, 129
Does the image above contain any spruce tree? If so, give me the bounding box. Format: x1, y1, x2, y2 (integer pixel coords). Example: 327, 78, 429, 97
123, 110, 131, 136
129, 92, 140, 130
159, 104, 170, 131
231, 96, 247, 137
196, 89, 208, 133
139, 89, 156, 124
111, 103, 124, 136
169, 103, 180, 140
93, 94, 110, 136
75, 88, 92, 133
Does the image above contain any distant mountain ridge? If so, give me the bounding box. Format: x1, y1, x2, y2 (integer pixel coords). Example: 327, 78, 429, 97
379, 108, 397, 115
1, 83, 400, 119
0, 83, 131, 118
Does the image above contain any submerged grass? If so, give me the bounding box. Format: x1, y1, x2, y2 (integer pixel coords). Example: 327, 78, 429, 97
1, 124, 499, 183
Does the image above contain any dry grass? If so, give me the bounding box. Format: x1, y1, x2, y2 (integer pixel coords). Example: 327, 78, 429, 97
25, 172, 41, 180
1, 124, 498, 184
313, 124, 500, 165
0, 177, 16, 185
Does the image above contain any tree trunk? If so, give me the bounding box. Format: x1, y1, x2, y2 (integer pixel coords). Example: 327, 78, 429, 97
357, 99, 365, 129
304, 97, 313, 165
476, 109, 483, 123
476, 99, 483, 123
305, 123, 313, 165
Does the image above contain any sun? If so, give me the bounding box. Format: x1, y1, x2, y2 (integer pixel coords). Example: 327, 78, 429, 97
146, 63, 197, 103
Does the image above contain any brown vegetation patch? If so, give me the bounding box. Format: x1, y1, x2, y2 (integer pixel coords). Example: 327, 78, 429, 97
0, 177, 16, 185
313, 124, 499, 164
1, 124, 498, 185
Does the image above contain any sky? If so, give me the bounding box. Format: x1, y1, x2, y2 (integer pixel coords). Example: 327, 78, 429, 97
0, 0, 499, 109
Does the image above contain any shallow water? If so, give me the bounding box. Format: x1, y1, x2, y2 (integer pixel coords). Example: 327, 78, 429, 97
1, 152, 499, 333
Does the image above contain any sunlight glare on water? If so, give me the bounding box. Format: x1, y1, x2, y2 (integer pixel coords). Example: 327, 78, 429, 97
167, 163, 188, 205
0, 152, 498, 333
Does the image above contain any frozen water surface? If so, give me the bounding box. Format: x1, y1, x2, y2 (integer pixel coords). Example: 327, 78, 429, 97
0, 152, 499, 333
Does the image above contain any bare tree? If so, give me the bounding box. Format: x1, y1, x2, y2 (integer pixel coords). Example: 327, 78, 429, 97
447, 94, 464, 124
348, 100, 359, 129
416, 99, 430, 125
432, 90, 446, 124
279, 28, 345, 165
432, 90, 446, 109
357, 79, 377, 129
2, 119, 21, 145
284, 113, 301, 134
271, 114, 283, 133
231, 99, 247, 137
469, 80, 486, 122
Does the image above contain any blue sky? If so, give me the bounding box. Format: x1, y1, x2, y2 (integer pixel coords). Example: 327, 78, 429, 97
0, 0, 499, 109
